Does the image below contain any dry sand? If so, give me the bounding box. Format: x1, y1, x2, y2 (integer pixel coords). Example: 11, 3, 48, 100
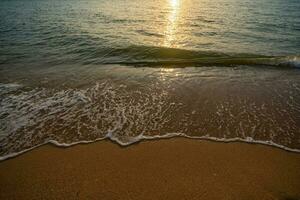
0, 138, 300, 200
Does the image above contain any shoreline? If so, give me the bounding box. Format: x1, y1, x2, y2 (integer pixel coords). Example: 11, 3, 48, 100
1, 135, 300, 162
1, 66, 300, 161
1, 138, 300, 199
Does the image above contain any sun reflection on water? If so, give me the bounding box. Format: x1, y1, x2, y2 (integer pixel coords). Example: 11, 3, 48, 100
164, 0, 180, 48
170, 0, 180, 7
158, 68, 183, 81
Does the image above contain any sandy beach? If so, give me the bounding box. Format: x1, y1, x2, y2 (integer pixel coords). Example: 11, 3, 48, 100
0, 138, 299, 200
1, 0, 300, 199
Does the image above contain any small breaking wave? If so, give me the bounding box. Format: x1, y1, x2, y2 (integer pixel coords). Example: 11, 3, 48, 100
94, 46, 300, 68
2, 43, 299, 68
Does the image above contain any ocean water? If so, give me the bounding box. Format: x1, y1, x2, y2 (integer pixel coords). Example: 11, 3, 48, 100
0, 0, 300, 160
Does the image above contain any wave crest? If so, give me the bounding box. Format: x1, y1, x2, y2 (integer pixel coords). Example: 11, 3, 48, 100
95, 46, 300, 68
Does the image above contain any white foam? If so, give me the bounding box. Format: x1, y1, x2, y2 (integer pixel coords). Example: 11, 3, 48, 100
0, 83, 22, 96
1, 80, 300, 162
0, 80, 177, 159
280, 56, 300, 68
1, 132, 300, 162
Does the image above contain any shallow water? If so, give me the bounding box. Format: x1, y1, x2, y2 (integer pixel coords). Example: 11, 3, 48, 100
1, 65, 300, 159
0, 0, 300, 159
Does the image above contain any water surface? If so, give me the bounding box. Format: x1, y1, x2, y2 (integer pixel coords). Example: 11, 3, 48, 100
0, 0, 300, 159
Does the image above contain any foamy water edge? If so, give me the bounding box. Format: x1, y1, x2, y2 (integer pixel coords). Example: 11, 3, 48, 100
1, 132, 300, 161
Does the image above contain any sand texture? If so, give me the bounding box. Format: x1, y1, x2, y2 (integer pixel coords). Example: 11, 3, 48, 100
0, 138, 300, 200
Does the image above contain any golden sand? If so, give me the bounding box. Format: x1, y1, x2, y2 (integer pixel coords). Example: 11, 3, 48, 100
0, 138, 300, 200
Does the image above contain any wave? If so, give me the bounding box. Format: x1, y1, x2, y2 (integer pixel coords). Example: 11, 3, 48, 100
96, 46, 300, 68
1, 132, 300, 161
1, 43, 299, 68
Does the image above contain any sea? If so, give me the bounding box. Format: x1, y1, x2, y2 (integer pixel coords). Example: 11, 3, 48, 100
0, 0, 300, 160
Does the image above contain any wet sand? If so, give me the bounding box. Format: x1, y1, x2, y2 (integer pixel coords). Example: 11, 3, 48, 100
0, 138, 300, 200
